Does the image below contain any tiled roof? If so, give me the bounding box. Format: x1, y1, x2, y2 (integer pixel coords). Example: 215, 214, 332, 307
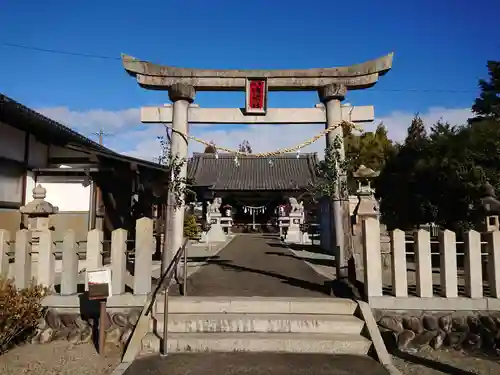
187, 153, 318, 191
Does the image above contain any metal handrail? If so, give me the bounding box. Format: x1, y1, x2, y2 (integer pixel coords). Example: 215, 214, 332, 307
122, 238, 188, 362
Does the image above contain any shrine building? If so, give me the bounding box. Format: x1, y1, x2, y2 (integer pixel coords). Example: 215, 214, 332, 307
187, 152, 320, 228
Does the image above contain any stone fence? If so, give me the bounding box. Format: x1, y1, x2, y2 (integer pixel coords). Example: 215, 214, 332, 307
0, 217, 157, 309
363, 217, 500, 311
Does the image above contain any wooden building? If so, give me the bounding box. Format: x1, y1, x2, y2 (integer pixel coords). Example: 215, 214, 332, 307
187, 152, 320, 227
0, 94, 168, 241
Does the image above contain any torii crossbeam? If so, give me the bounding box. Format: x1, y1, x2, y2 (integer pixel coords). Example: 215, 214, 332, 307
122, 53, 393, 91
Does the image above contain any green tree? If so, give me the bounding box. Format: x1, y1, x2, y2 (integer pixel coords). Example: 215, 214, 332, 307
345, 123, 396, 193
374, 116, 434, 230
405, 114, 427, 146
375, 61, 500, 232
472, 61, 500, 121
157, 135, 196, 207
345, 123, 395, 172
183, 214, 200, 239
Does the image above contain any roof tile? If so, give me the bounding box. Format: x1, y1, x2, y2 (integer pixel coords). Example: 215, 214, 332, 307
188, 153, 318, 191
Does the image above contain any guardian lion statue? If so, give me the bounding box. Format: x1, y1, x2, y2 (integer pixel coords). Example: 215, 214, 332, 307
207, 197, 222, 213
288, 197, 304, 213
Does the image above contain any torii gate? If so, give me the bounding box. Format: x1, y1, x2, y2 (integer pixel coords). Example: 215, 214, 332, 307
122, 53, 393, 279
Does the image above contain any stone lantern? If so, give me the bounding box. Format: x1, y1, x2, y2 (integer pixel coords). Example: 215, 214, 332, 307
480, 182, 500, 232
352, 165, 380, 224
19, 184, 59, 263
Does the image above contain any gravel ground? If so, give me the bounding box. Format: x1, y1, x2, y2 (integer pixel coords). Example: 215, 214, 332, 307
392, 348, 500, 374
0, 341, 121, 375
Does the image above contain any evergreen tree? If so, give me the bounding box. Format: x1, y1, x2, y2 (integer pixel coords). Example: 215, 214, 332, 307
405, 114, 427, 146
344, 122, 395, 184
472, 61, 500, 121
376, 61, 500, 232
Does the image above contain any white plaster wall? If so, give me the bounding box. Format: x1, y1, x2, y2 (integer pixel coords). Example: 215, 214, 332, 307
25, 171, 91, 212
25, 172, 36, 202
42, 182, 90, 212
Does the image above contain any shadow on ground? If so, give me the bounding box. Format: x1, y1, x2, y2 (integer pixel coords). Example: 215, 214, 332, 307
205, 258, 332, 296
265, 250, 335, 268
124, 353, 390, 375
268, 242, 332, 256
383, 333, 480, 375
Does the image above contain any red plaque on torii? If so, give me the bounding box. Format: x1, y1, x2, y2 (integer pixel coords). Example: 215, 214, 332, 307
245, 78, 268, 115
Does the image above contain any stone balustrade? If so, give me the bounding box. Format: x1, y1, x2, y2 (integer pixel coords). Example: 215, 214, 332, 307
0, 217, 156, 306
362, 217, 500, 311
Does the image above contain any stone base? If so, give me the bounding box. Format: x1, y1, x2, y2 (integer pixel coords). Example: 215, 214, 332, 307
285, 229, 302, 244
376, 310, 500, 353
302, 232, 312, 245
207, 223, 226, 242
31, 307, 141, 346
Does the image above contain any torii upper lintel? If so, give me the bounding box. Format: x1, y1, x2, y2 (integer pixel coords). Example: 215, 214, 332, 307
121, 53, 394, 91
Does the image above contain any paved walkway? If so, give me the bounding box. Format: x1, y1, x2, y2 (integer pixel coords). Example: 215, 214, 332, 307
123, 353, 390, 375
175, 235, 332, 297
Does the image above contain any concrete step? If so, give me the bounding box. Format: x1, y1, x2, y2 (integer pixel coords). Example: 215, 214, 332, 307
157, 297, 357, 315
151, 313, 365, 334
141, 332, 372, 355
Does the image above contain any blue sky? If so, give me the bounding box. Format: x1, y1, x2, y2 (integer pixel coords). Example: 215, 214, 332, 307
1, 0, 499, 159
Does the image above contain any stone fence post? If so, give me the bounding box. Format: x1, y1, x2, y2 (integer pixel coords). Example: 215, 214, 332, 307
134, 218, 153, 294
0, 230, 10, 277
361, 217, 382, 299
37, 230, 55, 289
61, 230, 78, 295
14, 229, 31, 289
111, 228, 127, 295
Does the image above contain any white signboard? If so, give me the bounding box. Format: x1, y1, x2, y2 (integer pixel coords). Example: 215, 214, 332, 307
85, 268, 112, 297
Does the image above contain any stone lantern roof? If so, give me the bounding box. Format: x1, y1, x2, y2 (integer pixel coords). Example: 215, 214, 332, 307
20, 184, 59, 216
353, 165, 380, 179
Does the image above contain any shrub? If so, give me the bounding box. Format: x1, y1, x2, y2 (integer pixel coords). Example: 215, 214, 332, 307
183, 214, 200, 239
0, 277, 47, 353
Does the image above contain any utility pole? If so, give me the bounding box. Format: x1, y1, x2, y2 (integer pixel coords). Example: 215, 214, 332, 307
91, 129, 113, 230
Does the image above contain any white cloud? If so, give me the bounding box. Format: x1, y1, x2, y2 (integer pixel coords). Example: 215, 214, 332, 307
377, 107, 474, 142
36, 105, 474, 162
38, 107, 140, 132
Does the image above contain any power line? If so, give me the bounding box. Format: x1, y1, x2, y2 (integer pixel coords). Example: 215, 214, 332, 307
1, 41, 479, 94
2, 42, 120, 60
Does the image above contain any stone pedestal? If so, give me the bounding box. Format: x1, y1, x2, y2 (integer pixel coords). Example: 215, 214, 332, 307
301, 231, 312, 245
206, 212, 226, 242
220, 217, 233, 235
19, 185, 59, 278
356, 195, 379, 221
352, 165, 380, 275
278, 217, 289, 238
285, 213, 304, 244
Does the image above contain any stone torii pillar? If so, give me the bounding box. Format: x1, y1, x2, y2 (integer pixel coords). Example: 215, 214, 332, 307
319, 83, 349, 279
164, 83, 195, 266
